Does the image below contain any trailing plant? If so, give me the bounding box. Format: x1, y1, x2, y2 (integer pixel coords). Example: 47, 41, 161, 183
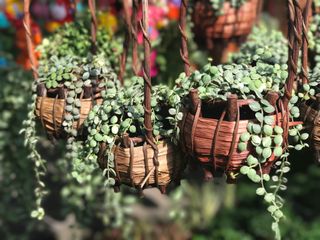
231, 25, 288, 66
0, 64, 45, 239
174, 60, 307, 239
71, 76, 182, 188
37, 53, 118, 137
37, 20, 122, 69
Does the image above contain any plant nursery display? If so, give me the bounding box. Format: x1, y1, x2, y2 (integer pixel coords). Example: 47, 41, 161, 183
5, 0, 320, 239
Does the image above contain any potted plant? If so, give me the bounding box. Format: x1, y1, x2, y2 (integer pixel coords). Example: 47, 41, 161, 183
177, 1, 308, 238
191, 0, 262, 63
72, 0, 183, 193
24, 0, 121, 139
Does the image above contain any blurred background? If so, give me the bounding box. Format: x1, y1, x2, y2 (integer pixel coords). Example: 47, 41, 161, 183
1, 0, 320, 239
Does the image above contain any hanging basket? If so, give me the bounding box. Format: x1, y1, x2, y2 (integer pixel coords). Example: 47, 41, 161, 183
98, 137, 181, 192
192, 0, 261, 63
94, 0, 183, 192
180, 91, 300, 181
24, 0, 113, 139
192, 0, 260, 40
35, 84, 103, 138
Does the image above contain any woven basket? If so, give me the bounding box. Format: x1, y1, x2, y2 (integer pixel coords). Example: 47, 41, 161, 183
94, 0, 183, 192
192, 0, 260, 40
35, 84, 103, 138
180, 94, 300, 181
98, 139, 181, 192
24, 0, 106, 139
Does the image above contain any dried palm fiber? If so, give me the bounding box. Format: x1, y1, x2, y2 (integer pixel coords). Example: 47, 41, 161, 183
192, 0, 262, 64
179, 0, 305, 182
24, 0, 106, 139
97, 0, 182, 193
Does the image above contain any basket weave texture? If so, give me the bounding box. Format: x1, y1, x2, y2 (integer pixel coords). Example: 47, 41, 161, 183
181, 99, 297, 175
99, 140, 180, 188
192, 0, 259, 39
35, 96, 102, 137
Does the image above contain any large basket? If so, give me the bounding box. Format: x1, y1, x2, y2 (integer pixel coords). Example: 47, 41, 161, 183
180, 94, 299, 181
98, 138, 181, 192
192, 0, 260, 40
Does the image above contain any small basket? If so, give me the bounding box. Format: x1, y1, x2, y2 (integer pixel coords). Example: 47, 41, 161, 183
192, 0, 260, 40
24, 0, 106, 139
98, 137, 181, 192
35, 84, 103, 138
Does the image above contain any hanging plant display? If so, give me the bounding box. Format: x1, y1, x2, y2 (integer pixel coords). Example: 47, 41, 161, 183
24, 0, 121, 139
73, 0, 183, 193
177, 0, 309, 238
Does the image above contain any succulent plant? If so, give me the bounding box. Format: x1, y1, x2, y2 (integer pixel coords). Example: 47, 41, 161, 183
37, 20, 122, 68
67, 76, 182, 193
231, 25, 288, 66
174, 59, 307, 240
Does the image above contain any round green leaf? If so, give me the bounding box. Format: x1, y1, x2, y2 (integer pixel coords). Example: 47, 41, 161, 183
240, 166, 250, 175
256, 187, 265, 196
240, 132, 251, 142
238, 142, 247, 152
274, 126, 283, 134
263, 125, 273, 136
262, 148, 272, 159
274, 146, 283, 157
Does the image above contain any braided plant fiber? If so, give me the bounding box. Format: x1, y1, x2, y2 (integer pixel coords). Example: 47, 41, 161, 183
24, 0, 106, 139
180, 0, 304, 182
192, 0, 261, 39
97, 0, 182, 193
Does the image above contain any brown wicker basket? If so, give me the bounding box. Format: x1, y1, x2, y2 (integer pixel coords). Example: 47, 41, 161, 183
98, 137, 181, 192
180, 93, 301, 180
35, 84, 103, 138
24, 0, 106, 139
192, 0, 261, 40
96, 0, 182, 192
179, 0, 305, 182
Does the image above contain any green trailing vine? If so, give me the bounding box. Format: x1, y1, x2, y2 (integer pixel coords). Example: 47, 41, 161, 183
23, 18, 121, 221
37, 20, 122, 69
20, 90, 48, 220
231, 25, 288, 66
